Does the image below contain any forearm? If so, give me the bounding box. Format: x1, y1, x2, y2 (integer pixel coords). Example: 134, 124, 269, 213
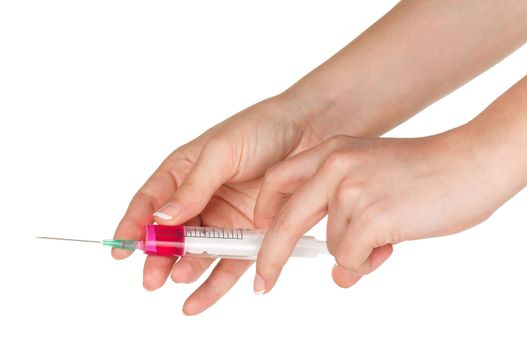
283, 0, 527, 139
459, 75, 527, 202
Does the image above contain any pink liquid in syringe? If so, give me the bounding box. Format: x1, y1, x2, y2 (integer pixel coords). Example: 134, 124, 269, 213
143, 224, 186, 256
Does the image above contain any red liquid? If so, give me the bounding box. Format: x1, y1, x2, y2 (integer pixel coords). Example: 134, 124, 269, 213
144, 225, 186, 256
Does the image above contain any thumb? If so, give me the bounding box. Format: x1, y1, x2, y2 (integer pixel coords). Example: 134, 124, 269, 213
153, 138, 235, 225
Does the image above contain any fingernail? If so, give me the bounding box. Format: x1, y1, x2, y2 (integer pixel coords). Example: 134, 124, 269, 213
253, 273, 266, 295
153, 202, 181, 220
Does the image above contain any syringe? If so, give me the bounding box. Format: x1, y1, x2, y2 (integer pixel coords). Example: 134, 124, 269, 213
37, 224, 329, 260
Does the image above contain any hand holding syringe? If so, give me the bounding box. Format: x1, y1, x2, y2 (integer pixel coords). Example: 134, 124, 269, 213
37, 225, 328, 260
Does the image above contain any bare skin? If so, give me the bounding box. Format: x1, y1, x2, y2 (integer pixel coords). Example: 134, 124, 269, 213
255, 76, 527, 292
113, 0, 527, 315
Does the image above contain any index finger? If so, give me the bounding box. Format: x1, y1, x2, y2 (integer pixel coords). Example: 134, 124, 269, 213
255, 171, 330, 293
112, 161, 181, 259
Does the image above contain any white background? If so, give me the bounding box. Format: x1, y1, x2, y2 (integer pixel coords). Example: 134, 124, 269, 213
1, 1, 526, 349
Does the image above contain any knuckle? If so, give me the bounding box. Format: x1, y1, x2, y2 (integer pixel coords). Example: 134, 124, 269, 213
257, 252, 284, 278
325, 238, 339, 256
172, 181, 207, 211
204, 135, 230, 150
271, 214, 303, 248
179, 180, 203, 198
334, 249, 363, 274
322, 150, 350, 173
335, 178, 364, 204
264, 160, 310, 191
132, 190, 160, 212
201, 278, 223, 299
164, 148, 188, 167
321, 148, 365, 175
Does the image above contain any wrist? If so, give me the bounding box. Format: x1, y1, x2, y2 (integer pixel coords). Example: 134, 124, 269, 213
279, 64, 408, 140
279, 82, 368, 142
446, 119, 527, 204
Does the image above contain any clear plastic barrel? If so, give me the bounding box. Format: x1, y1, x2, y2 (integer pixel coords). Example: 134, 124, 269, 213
141, 225, 328, 260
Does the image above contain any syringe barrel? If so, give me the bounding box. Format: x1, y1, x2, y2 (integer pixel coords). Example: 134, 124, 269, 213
141, 225, 328, 259
142, 224, 185, 256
